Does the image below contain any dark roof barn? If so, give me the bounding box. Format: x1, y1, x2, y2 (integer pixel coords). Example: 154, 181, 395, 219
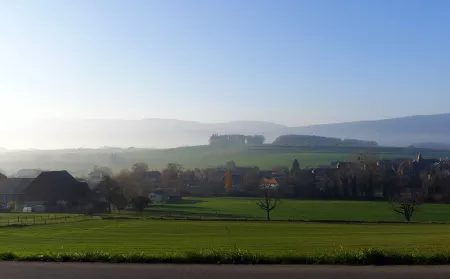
0, 178, 33, 195
24, 171, 91, 205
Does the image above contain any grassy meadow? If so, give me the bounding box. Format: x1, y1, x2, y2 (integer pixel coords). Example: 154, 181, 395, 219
1, 219, 450, 256
124, 145, 450, 170
4, 144, 450, 176
0, 200, 450, 264
134, 197, 450, 223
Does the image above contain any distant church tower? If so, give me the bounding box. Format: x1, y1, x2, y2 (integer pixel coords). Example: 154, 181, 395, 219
417, 153, 423, 162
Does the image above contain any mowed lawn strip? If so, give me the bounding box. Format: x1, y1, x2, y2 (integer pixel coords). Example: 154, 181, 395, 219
142, 198, 450, 223
0, 220, 450, 255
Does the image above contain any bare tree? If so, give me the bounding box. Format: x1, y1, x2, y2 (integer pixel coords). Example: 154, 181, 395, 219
256, 184, 280, 221
161, 163, 183, 188
390, 189, 423, 223
97, 175, 124, 214
115, 169, 142, 200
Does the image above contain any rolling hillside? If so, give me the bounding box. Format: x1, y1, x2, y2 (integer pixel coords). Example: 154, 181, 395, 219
1, 144, 450, 177
2, 114, 450, 149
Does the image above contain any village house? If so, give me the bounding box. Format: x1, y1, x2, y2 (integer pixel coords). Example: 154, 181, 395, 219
0, 171, 91, 212
149, 189, 168, 203
24, 171, 91, 212
149, 189, 182, 203
0, 178, 33, 209
260, 178, 279, 189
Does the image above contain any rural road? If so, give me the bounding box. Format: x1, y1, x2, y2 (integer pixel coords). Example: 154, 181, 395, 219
2, 262, 450, 279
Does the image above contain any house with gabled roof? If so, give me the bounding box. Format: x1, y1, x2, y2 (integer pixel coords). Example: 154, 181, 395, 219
23, 171, 91, 212
260, 178, 279, 189
0, 178, 34, 208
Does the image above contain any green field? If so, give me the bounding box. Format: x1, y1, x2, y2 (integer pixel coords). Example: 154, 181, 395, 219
0, 198, 448, 263
124, 145, 450, 170
0, 219, 449, 256
138, 198, 450, 223
4, 145, 450, 176
0, 213, 88, 226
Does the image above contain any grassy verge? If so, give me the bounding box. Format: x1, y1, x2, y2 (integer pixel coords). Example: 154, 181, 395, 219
2, 248, 450, 265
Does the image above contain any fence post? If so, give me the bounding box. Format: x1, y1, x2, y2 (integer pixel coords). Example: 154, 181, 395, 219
33, 217, 35, 225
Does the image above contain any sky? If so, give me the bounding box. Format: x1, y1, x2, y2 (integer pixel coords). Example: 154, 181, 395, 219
1, 0, 449, 128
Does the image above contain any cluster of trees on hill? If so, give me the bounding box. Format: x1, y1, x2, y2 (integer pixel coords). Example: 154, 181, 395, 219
273, 135, 378, 147
208, 134, 377, 147
209, 134, 265, 146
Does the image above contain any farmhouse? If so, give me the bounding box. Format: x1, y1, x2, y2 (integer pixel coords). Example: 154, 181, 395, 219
149, 190, 168, 202
260, 178, 279, 189
0, 178, 33, 209
0, 171, 91, 212
149, 189, 182, 203
260, 169, 285, 181
23, 171, 91, 212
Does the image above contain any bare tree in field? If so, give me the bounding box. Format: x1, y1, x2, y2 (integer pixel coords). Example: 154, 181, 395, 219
97, 175, 120, 214
256, 184, 280, 221
390, 189, 423, 223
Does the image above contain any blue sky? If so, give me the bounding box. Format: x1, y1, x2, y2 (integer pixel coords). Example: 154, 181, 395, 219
0, 0, 449, 126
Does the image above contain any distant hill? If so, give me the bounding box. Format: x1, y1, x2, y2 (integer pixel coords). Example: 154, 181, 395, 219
285, 114, 450, 147
408, 142, 450, 150
1, 114, 450, 149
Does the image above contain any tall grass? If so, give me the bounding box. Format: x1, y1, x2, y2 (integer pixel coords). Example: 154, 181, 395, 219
2, 248, 450, 265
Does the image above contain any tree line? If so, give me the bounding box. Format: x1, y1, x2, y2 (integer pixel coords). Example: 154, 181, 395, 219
94, 162, 184, 214
91, 152, 450, 221
272, 135, 378, 147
